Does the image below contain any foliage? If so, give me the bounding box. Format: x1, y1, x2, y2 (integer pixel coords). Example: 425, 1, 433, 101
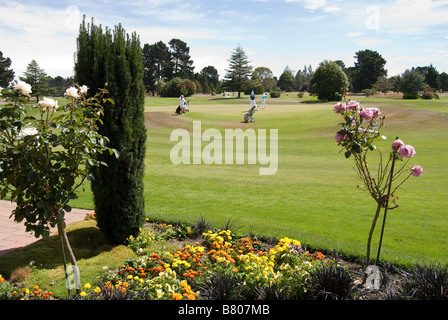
277, 67, 296, 92
0, 51, 14, 87
397, 263, 448, 300
20, 60, 49, 102
307, 264, 355, 300
0, 83, 114, 239
269, 90, 281, 98
160, 77, 196, 97
397, 69, 425, 95
75, 18, 147, 244
0, 81, 116, 295
351, 49, 387, 92
224, 45, 253, 98
334, 99, 422, 265
309, 60, 348, 101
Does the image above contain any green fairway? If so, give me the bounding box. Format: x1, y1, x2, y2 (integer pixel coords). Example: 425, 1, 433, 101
71, 93, 448, 266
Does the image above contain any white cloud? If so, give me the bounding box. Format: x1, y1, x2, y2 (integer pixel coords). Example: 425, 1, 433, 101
304, 0, 327, 11
345, 32, 365, 37
324, 6, 340, 13
356, 38, 391, 46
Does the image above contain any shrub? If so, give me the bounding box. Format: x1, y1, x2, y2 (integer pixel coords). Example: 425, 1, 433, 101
160, 77, 195, 97
402, 93, 420, 99
421, 91, 434, 99
270, 90, 281, 98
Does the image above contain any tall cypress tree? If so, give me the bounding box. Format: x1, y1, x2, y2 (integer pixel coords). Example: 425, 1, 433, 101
74, 18, 147, 243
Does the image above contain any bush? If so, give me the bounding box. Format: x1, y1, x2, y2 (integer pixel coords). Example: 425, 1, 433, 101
297, 92, 304, 98
421, 91, 434, 99
160, 77, 196, 97
402, 93, 420, 99
270, 91, 281, 98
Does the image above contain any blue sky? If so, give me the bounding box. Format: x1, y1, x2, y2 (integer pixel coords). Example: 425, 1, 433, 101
1, 0, 448, 81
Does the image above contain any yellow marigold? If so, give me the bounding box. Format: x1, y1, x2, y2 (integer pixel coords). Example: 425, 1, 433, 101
94, 287, 101, 294
80, 291, 87, 297
83, 283, 91, 289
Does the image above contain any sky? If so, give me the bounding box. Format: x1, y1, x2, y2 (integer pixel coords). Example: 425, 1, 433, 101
1, 0, 448, 81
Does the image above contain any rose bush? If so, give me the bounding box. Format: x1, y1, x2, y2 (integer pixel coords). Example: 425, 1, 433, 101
334, 100, 422, 266
0, 82, 117, 295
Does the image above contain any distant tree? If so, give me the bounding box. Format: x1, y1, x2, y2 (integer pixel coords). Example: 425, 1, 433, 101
277, 66, 296, 92
396, 69, 425, 95
168, 39, 194, 79
416, 64, 440, 91
243, 71, 264, 94
295, 70, 306, 91
373, 76, 394, 95
439, 72, 448, 92
199, 66, 219, 93
142, 41, 172, 95
0, 51, 14, 87
48, 76, 73, 96
224, 45, 252, 98
309, 60, 348, 101
20, 60, 49, 101
254, 66, 276, 91
352, 49, 387, 92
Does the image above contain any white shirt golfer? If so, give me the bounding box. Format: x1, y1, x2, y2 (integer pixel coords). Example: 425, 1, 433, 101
261, 93, 267, 109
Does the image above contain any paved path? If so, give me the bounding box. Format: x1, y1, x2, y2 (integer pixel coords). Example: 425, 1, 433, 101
0, 200, 91, 256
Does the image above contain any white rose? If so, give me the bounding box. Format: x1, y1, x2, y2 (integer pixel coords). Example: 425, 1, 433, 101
65, 86, 79, 98
18, 127, 38, 139
13, 81, 32, 96
38, 97, 59, 110
80, 85, 89, 95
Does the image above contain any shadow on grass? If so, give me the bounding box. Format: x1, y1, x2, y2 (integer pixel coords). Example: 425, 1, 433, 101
0, 221, 118, 277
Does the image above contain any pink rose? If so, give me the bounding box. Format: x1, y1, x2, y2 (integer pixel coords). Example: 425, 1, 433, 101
359, 107, 381, 121
397, 144, 416, 158
411, 165, 423, 177
335, 132, 345, 144
347, 101, 360, 110
392, 139, 404, 151
333, 102, 346, 113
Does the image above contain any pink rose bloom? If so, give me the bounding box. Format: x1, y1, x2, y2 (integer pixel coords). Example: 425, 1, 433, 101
411, 165, 423, 177
398, 144, 416, 158
335, 132, 345, 144
333, 102, 346, 113
347, 101, 360, 110
359, 107, 381, 121
392, 139, 404, 151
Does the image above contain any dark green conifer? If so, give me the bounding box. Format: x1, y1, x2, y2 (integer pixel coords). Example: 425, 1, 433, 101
74, 18, 147, 243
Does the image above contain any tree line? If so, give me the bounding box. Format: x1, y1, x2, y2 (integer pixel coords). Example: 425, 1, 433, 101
2, 42, 448, 102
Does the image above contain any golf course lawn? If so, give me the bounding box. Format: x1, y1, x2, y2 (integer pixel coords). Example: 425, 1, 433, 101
72, 93, 448, 266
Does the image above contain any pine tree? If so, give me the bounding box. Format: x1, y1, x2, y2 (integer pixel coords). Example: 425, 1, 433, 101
20, 60, 49, 101
224, 45, 252, 98
74, 18, 147, 244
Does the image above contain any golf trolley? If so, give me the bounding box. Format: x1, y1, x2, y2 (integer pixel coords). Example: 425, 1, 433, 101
243, 105, 257, 123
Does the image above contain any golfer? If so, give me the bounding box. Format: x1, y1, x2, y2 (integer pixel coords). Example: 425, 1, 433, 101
261, 92, 267, 109
250, 90, 257, 109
